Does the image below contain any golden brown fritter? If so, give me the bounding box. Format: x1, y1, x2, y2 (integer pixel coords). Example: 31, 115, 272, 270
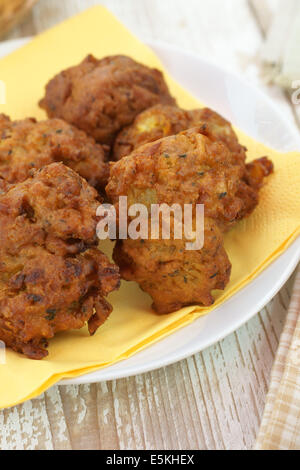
187, 107, 247, 166
0, 177, 9, 194
109, 126, 266, 230
113, 105, 245, 162
113, 219, 231, 314
113, 105, 273, 225
113, 105, 192, 160
0, 163, 120, 359
107, 127, 248, 313
39, 55, 176, 147
0, 114, 109, 191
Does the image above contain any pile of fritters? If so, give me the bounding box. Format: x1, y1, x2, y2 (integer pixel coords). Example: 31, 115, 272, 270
0, 163, 120, 358
0, 52, 273, 357
0, 55, 176, 357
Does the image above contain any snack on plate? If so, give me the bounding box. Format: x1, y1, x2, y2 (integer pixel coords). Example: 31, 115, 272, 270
113, 105, 273, 230
107, 125, 273, 313
0, 114, 109, 191
0, 163, 120, 359
39, 55, 176, 148
113, 105, 246, 162
113, 105, 193, 161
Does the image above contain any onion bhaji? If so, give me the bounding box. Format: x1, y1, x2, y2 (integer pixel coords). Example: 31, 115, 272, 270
113, 105, 245, 162
0, 114, 109, 191
39, 55, 176, 148
113, 105, 273, 226
107, 127, 242, 313
107, 125, 273, 313
0, 163, 120, 359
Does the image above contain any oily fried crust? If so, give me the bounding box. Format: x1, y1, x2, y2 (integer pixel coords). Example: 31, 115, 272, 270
187, 107, 247, 165
107, 126, 273, 313
113, 219, 231, 314
0, 114, 109, 191
112, 105, 273, 225
113, 105, 192, 160
0, 248, 120, 359
108, 127, 251, 229
107, 128, 240, 313
244, 156, 274, 190
113, 105, 245, 162
39, 55, 176, 147
0, 163, 120, 359
0, 177, 10, 194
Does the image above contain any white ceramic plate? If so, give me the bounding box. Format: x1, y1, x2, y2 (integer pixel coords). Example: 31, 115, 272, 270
0, 38, 299, 385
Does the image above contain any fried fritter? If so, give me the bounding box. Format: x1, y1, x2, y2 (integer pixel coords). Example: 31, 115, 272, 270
113, 105, 273, 225
39, 55, 176, 147
113, 219, 231, 314
113, 105, 192, 160
107, 127, 248, 313
110, 125, 267, 229
0, 163, 120, 359
0, 114, 108, 191
113, 105, 245, 162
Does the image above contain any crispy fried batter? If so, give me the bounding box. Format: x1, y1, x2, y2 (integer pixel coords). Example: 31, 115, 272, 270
113, 105, 245, 162
110, 126, 265, 229
39, 55, 176, 147
113, 219, 231, 314
0, 163, 120, 359
113, 105, 273, 225
187, 107, 246, 165
107, 127, 245, 313
244, 156, 274, 190
113, 105, 192, 160
0, 114, 109, 191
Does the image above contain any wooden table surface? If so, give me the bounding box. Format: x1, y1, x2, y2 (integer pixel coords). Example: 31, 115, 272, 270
0, 0, 299, 450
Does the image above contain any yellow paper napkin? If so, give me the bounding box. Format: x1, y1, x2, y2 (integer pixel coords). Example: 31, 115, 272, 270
0, 6, 299, 410
255, 266, 300, 450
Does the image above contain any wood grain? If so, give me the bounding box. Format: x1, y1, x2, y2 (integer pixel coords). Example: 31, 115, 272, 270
0, 0, 298, 450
